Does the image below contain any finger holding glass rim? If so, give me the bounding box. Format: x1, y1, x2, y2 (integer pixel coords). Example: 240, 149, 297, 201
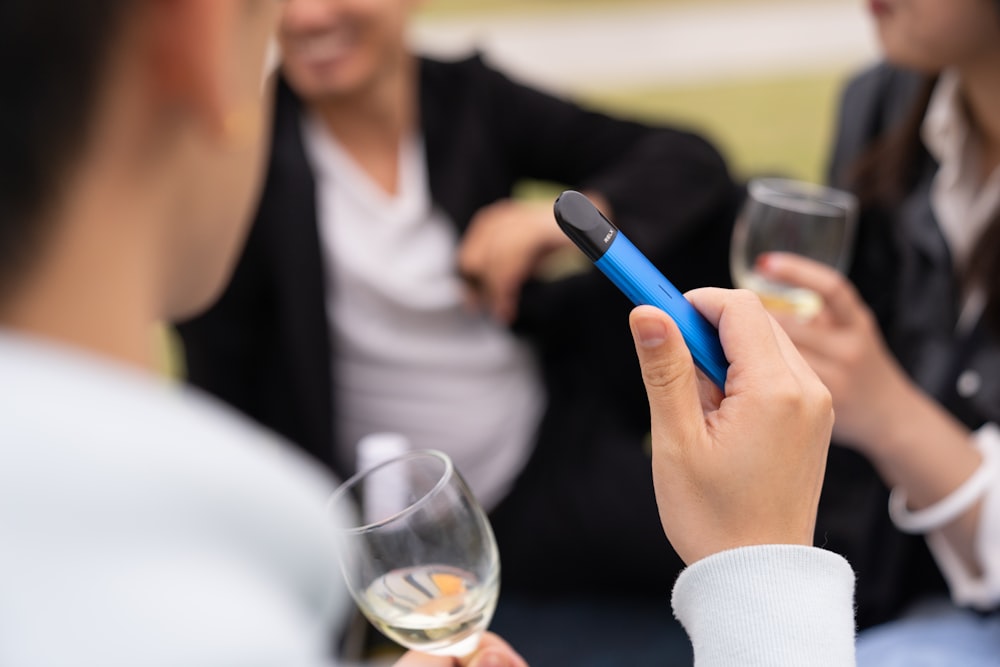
730, 177, 858, 320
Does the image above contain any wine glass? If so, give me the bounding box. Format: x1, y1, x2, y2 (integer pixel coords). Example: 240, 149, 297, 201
328, 449, 500, 658
730, 177, 858, 318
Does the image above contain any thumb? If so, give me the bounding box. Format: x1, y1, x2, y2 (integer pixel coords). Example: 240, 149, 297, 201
629, 306, 704, 440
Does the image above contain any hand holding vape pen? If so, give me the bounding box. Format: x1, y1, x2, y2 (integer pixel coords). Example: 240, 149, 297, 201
553, 190, 729, 391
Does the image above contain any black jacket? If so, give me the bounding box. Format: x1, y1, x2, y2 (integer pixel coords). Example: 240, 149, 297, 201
177, 55, 740, 597
820, 63, 1000, 628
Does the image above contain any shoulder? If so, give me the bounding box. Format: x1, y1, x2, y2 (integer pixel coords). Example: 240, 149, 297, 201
418, 52, 502, 84
838, 62, 924, 125
0, 333, 347, 665
418, 51, 543, 103
0, 332, 340, 566
828, 62, 926, 187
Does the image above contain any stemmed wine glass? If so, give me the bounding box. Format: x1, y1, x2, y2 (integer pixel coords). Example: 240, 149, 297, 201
328, 449, 500, 658
730, 177, 858, 318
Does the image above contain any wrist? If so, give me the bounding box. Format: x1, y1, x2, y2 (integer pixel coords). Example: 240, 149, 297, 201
859, 375, 929, 463
888, 439, 992, 534
863, 381, 980, 506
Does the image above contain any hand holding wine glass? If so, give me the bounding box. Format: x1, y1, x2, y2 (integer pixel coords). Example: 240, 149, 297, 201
754, 252, 926, 453
328, 450, 501, 659
730, 177, 858, 319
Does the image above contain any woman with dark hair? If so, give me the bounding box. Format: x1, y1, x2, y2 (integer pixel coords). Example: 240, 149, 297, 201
757, 0, 1000, 662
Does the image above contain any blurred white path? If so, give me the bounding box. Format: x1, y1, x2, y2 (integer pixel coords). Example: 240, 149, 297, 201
410, 0, 880, 92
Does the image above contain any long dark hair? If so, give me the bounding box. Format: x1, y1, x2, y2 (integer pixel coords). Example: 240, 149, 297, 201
0, 0, 133, 298
848, 67, 1000, 331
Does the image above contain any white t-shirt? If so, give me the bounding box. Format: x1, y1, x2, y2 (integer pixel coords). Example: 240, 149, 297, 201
0, 330, 347, 667
302, 114, 545, 510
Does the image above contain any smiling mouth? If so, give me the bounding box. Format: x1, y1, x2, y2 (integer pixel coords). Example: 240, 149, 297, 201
288, 29, 356, 67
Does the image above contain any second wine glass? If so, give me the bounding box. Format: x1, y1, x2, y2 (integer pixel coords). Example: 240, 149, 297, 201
730, 177, 858, 318
328, 449, 499, 658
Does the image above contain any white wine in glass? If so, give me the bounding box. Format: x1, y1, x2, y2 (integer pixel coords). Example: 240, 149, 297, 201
362, 563, 498, 656
730, 178, 858, 318
329, 449, 499, 657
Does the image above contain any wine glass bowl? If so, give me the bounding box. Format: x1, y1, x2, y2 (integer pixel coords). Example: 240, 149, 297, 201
328, 450, 500, 657
730, 177, 858, 318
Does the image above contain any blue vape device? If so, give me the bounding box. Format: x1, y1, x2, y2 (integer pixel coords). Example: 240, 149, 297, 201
553, 190, 728, 390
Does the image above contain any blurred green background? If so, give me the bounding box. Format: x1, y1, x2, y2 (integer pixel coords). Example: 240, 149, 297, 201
577, 72, 843, 185
417, 0, 863, 185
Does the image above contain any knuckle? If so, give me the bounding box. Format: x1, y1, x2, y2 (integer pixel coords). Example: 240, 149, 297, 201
769, 377, 806, 413
826, 272, 845, 293
858, 309, 878, 333
730, 288, 762, 307
641, 354, 690, 392
795, 375, 835, 436
813, 382, 834, 419
842, 340, 863, 366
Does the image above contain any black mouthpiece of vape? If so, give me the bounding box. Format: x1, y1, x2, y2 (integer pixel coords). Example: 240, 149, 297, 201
553, 190, 618, 262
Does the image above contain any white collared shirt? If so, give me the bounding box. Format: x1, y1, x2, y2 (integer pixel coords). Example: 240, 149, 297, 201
922, 69, 1000, 275
916, 70, 1000, 608
302, 114, 544, 511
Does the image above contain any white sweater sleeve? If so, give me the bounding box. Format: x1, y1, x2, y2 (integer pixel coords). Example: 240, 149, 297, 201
671, 545, 856, 667
925, 423, 1000, 609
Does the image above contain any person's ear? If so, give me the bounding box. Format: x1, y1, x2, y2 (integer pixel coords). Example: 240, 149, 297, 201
144, 0, 235, 139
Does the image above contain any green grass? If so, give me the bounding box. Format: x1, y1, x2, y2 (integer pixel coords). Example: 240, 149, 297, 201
514, 69, 849, 205
420, 0, 851, 187
581, 71, 847, 183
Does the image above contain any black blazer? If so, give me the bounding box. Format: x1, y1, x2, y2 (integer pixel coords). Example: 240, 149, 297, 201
177, 55, 741, 598
819, 63, 1000, 628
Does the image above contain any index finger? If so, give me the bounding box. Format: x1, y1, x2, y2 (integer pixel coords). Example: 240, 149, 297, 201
456, 213, 492, 278
756, 252, 860, 325
685, 288, 795, 385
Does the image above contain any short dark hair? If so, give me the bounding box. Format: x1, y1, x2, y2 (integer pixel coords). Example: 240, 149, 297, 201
0, 1, 133, 293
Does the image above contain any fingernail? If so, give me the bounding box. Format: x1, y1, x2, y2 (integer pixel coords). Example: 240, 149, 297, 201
633, 316, 668, 348
757, 253, 781, 271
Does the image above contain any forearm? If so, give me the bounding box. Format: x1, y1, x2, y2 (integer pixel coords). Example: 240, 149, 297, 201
867, 380, 983, 573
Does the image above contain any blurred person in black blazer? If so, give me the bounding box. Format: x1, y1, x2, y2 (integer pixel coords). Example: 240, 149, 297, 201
176, 0, 740, 662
